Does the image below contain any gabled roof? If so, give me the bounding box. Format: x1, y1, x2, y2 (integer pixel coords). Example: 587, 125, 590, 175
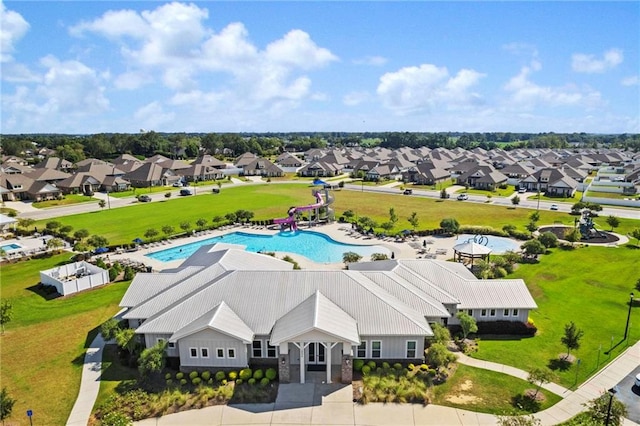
170, 302, 254, 343
270, 290, 359, 345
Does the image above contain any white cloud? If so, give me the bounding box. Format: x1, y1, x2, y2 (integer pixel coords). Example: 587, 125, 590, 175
571, 48, 623, 73
343, 91, 371, 106
504, 65, 602, 109
69, 9, 147, 39
376, 64, 485, 114
1, 2, 30, 62
265, 29, 338, 70
1, 62, 40, 83
353, 55, 387, 66
114, 71, 153, 90
621, 75, 639, 86
134, 101, 175, 129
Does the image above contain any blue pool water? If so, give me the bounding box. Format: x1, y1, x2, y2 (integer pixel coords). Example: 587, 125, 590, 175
146, 231, 390, 263
1, 243, 22, 251
456, 234, 521, 254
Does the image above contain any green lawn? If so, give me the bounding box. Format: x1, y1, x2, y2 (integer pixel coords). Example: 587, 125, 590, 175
0, 254, 130, 426
432, 364, 562, 414
31, 194, 98, 208
472, 245, 639, 388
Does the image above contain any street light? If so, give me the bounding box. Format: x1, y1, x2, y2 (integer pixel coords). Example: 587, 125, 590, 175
605, 386, 618, 426
623, 292, 634, 340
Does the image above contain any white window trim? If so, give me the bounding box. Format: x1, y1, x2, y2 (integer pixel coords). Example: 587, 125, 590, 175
266, 341, 277, 358
406, 340, 417, 358
216, 348, 225, 358
168, 342, 175, 349
356, 340, 367, 358
200, 347, 209, 358
189, 347, 198, 358
252, 340, 263, 358
371, 340, 382, 358
467, 309, 473, 316
480, 309, 487, 317
503, 309, 509, 317
490, 309, 496, 317
227, 348, 236, 359
512, 309, 519, 317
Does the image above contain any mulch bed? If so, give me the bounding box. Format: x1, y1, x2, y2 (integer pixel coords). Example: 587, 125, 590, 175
538, 226, 620, 244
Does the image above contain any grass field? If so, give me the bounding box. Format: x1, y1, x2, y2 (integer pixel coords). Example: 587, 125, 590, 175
31, 193, 97, 208
472, 244, 639, 388
0, 254, 130, 426
431, 364, 562, 414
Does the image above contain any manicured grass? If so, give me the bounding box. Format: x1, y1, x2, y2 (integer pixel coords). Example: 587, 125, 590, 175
31, 194, 97, 208
472, 245, 639, 388
585, 191, 639, 200
432, 364, 562, 414
30, 184, 638, 245
0, 253, 130, 426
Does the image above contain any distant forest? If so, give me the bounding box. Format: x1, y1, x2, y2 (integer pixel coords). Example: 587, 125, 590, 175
1, 131, 639, 163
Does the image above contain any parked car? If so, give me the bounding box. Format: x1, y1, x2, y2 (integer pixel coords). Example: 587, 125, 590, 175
180, 188, 193, 196
550, 204, 559, 210
518, 187, 527, 193
635, 373, 640, 388
172, 182, 183, 187
403, 189, 413, 195
138, 195, 151, 202
457, 194, 469, 201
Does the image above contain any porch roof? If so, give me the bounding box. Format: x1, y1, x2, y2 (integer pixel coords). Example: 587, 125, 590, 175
170, 301, 254, 343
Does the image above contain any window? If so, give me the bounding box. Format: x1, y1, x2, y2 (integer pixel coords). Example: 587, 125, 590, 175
371, 341, 381, 358
467, 309, 473, 316
490, 309, 496, 317
266, 341, 277, 358
503, 309, 509, 317
189, 347, 198, 358
406, 341, 417, 358
356, 341, 367, 358
227, 348, 236, 359
216, 348, 225, 358
480, 309, 487, 317
512, 309, 519, 317
201, 348, 209, 358
252, 340, 263, 358
168, 342, 175, 349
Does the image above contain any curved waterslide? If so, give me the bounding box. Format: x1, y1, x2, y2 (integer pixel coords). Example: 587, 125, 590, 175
273, 190, 326, 231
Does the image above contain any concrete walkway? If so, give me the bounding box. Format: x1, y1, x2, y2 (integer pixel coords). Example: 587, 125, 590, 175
67, 334, 640, 426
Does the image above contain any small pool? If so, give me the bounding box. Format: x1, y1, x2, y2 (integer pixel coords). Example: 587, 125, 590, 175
1, 243, 22, 252
147, 231, 390, 263
456, 234, 521, 254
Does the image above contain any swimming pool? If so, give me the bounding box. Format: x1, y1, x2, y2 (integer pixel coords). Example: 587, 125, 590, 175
1, 243, 22, 252
146, 231, 390, 263
456, 234, 521, 254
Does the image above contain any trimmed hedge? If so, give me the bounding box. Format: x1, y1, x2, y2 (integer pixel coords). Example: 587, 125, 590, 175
450, 320, 537, 337
265, 368, 277, 380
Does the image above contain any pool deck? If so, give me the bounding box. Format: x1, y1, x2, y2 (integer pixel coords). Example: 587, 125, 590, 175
105, 222, 461, 272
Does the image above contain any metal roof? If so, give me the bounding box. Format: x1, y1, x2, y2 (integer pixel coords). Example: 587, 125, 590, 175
170, 302, 254, 344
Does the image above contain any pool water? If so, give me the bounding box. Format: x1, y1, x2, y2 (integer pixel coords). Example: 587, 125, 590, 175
1, 243, 22, 251
147, 231, 390, 263
456, 234, 521, 254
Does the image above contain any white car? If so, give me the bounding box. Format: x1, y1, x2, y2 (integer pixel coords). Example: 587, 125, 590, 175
457, 194, 469, 201
635, 373, 640, 388
550, 204, 559, 210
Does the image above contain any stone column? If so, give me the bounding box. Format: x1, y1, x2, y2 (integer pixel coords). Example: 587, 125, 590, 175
341, 354, 353, 384
278, 353, 290, 383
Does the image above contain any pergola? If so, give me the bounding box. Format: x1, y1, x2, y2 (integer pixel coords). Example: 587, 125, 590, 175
452, 241, 492, 266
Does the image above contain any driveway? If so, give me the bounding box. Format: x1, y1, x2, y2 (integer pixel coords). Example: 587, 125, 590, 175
615, 366, 640, 423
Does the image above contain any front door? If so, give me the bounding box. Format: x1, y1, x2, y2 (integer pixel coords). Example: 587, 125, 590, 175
307, 342, 326, 364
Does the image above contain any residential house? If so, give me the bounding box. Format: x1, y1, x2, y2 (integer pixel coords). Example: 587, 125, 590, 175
456, 165, 508, 190
241, 158, 284, 177
520, 168, 579, 197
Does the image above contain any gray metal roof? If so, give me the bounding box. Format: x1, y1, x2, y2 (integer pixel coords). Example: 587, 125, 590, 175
119, 266, 204, 308
451, 279, 538, 310
270, 290, 360, 345
170, 302, 254, 344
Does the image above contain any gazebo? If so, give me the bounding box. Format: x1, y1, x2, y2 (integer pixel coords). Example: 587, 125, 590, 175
452, 241, 492, 266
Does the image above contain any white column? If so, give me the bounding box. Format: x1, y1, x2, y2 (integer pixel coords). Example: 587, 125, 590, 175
324, 342, 331, 383
299, 342, 305, 383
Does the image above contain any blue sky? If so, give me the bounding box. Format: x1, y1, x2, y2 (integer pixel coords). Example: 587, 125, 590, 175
1, 1, 638, 134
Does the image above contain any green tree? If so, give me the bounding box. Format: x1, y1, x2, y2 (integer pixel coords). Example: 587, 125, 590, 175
161, 225, 174, 237
380, 222, 394, 232
456, 312, 478, 339
583, 392, 628, 426
46, 238, 64, 252
370, 253, 389, 261
529, 211, 540, 223
100, 318, 121, 341
440, 218, 460, 235
538, 232, 558, 248
606, 215, 620, 232
87, 235, 109, 250
424, 342, 455, 368
98, 200, 106, 209
526, 367, 554, 399
179, 221, 191, 233
564, 228, 581, 247
521, 239, 545, 258
511, 195, 520, 206
388, 207, 398, 226
138, 340, 167, 379
46, 220, 61, 232
17, 217, 35, 230
144, 228, 158, 240
631, 228, 640, 247
440, 188, 448, 199
431, 323, 452, 345
0, 387, 16, 423
561, 321, 584, 359
59, 225, 73, 236
73, 229, 90, 241
357, 216, 377, 230
0, 300, 13, 334
343, 252, 362, 264
115, 328, 139, 358
196, 218, 208, 230
342, 210, 355, 221
407, 212, 419, 230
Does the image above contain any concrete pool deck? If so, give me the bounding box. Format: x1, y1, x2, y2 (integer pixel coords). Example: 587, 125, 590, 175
105, 222, 462, 272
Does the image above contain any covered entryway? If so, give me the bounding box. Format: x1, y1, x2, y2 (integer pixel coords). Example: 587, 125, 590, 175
270, 290, 360, 384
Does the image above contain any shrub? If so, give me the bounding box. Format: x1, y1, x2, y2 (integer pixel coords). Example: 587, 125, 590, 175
192, 377, 201, 386
228, 371, 237, 381
248, 378, 256, 385
420, 363, 430, 371
180, 379, 187, 386
175, 372, 184, 380
253, 369, 264, 380
236, 379, 243, 385
201, 371, 211, 381
265, 368, 277, 380
215, 371, 225, 381
189, 371, 199, 380
424, 343, 455, 368
165, 379, 173, 387
353, 359, 365, 371
393, 363, 402, 370
260, 378, 270, 387
221, 379, 227, 385
101, 411, 132, 426
367, 361, 377, 370
361, 365, 371, 375
164, 373, 172, 380
382, 362, 390, 370
207, 378, 213, 385
239, 368, 252, 381
108, 267, 119, 281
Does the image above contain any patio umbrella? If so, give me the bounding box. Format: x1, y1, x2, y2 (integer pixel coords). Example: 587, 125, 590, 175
94, 247, 109, 254
133, 238, 144, 244
312, 178, 328, 186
